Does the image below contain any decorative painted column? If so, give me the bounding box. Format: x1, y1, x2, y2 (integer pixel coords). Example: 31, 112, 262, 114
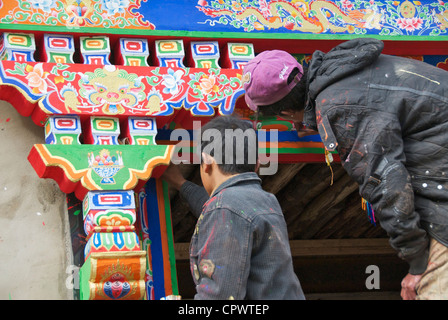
0, 32, 36, 62
190, 41, 220, 69
43, 34, 75, 64
80, 36, 111, 65
154, 39, 185, 67
78, 116, 145, 300
0, 31, 246, 300
81, 189, 145, 300
223, 43, 255, 69
117, 38, 150, 67
33, 110, 175, 300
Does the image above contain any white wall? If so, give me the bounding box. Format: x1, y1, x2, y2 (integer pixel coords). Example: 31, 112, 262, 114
0, 100, 73, 300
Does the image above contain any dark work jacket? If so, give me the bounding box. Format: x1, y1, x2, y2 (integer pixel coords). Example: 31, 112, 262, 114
304, 38, 448, 274
180, 172, 305, 300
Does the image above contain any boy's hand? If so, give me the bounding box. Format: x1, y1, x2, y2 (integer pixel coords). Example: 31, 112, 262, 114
161, 163, 187, 190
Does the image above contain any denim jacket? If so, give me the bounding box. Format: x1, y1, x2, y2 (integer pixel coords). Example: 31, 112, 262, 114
180, 172, 305, 300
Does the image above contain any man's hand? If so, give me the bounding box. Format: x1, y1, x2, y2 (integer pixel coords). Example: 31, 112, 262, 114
278, 110, 319, 138
401, 273, 422, 300
295, 122, 319, 138
160, 163, 186, 191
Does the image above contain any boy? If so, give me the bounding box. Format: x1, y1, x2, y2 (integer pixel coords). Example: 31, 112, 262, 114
162, 116, 304, 300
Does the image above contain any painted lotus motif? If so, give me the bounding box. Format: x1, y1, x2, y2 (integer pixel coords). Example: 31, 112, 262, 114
28, 0, 56, 13
161, 68, 184, 96
397, 17, 424, 31
198, 74, 219, 97
25, 63, 49, 94
100, 0, 130, 16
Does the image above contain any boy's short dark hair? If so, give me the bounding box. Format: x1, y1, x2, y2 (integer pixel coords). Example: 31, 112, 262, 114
257, 66, 307, 117
200, 116, 258, 175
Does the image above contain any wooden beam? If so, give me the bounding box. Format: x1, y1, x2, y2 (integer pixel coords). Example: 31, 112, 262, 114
261, 163, 306, 195
174, 238, 395, 261
289, 238, 395, 257
312, 191, 387, 239
278, 163, 347, 238
293, 173, 360, 239
279, 163, 345, 216
305, 291, 401, 300
175, 242, 190, 261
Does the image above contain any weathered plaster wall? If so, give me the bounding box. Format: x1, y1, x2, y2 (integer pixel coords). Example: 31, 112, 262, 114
0, 100, 73, 300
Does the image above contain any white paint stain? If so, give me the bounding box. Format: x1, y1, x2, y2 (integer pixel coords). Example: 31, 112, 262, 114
399, 69, 440, 85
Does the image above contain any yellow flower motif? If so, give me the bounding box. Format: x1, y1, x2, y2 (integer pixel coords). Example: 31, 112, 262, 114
232, 1, 242, 11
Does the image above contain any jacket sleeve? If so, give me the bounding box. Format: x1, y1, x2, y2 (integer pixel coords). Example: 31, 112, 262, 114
320, 107, 429, 275
192, 207, 252, 300
179, 181, 210, 218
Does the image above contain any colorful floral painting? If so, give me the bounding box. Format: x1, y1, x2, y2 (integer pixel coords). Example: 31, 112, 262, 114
0, 61, 244, 124
0, 0, 154, 29
0, 1, 447, 38
196, 0, 448, 36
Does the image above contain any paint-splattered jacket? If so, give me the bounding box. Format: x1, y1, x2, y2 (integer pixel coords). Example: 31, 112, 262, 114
180, 172, 305, 300
304, 38, 448, 275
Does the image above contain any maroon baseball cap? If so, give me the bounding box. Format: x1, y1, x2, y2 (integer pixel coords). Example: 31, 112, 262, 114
242, 50, 303, 111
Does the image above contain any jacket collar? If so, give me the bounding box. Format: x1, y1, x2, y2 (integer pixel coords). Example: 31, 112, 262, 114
211, 172, 261, 197
304, 96, 317, 130
303, 67, 318, 130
